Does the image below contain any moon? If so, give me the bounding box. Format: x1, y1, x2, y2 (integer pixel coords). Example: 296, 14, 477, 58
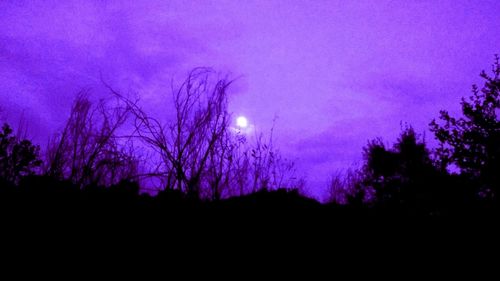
236, 116, 248, 128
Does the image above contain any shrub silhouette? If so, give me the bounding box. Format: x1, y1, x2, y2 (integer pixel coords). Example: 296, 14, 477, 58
0, 123, 41, 185
327, 168, 364, 205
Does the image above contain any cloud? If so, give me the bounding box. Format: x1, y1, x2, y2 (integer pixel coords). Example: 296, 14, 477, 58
0, 1, 214, 136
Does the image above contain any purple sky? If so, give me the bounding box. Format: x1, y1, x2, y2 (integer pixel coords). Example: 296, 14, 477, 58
1, 0, 500, 199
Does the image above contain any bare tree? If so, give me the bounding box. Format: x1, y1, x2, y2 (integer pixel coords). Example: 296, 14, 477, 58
113, 68, 303, 200
228, 132, 251, 197
45, 92, 138, 187
115, 68, 234, 199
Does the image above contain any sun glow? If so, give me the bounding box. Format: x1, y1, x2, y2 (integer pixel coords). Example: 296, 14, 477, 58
236, 116, 248, 128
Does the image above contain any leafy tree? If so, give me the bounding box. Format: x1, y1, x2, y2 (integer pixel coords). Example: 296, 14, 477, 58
430, 56, 500, 199
362, 126, 435, 206
0, 123, 42, 184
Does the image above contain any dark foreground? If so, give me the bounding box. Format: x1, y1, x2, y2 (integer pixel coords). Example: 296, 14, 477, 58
1, 175, 499, 223
2, 176, 499, 271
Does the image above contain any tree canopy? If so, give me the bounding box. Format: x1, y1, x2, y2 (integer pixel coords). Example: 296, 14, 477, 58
0, 123, 41, 184
430, 55, 500, 199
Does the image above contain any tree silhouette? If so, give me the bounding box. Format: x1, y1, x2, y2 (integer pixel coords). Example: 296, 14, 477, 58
45, 93, 138, 187
430, 56, 500, 200
0, 123, 41, 184
114, 68, 301, 200
362, 126, 437, 209
115, 68, 234, 199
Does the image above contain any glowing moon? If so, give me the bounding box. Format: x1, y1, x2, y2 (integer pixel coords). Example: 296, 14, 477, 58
236, 116, 248, 128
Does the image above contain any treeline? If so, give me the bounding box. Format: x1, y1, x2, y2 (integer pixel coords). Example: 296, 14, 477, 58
1, 59, 500, 217
326, 56, 500, 216
1, 68, 302, 209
